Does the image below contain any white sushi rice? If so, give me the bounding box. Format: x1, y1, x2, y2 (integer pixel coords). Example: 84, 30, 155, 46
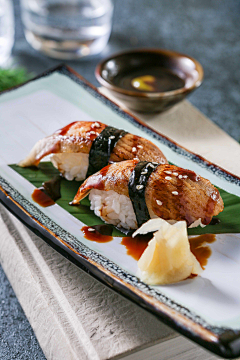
89, 189, 138, 230
50, 153, 89, 181
88, 189, 204, 231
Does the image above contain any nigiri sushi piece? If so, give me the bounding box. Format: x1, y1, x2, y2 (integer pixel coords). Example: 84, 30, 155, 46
19, 121, 168, 181
72, 160, 224, 230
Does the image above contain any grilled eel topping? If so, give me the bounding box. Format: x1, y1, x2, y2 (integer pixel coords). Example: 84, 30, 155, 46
72, 160, 224, 229
18, 121, 168, 177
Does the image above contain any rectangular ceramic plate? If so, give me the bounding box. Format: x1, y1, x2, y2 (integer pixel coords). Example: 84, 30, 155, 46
1, 65, 240, 358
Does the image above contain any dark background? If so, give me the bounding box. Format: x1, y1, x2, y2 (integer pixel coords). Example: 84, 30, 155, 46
1, 0, 240, 358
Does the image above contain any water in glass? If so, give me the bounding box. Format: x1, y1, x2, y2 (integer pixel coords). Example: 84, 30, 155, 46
0, 0, 14, 66
20, 0, 113, 59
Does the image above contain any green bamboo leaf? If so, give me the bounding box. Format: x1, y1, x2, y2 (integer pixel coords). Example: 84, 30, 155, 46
10, 162, 240, 237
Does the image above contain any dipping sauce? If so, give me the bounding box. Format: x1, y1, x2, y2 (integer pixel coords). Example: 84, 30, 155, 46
189, 234, 216, 269
81, 226, 113, 243
121, 233, 153, 260
31, 188, 55, 207
131, 75, 156, 92
118, 67, 185, 93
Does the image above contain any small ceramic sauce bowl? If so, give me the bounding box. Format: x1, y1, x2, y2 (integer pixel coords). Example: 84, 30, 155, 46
95, 49, 204, 113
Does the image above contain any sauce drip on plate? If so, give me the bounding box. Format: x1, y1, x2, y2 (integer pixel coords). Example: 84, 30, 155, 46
31, 175, 62, 207
121, 232, 216, 266
32, 188, 55, 207
189, 234, 216, 269
121, 233, 153, 260
82, 226, 113, 243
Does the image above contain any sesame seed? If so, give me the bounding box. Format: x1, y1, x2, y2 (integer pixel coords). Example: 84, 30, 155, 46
132, 147, 137, 152
89, 131, 96, 135
196, 175, 200, 181
160, 159, 166, 164
156, 200, 162, 206
137, 145, 143, 148
109, 135, 115, 139
165, 176, 172, 180
93, 122, 101, 127
136, 185, 144, 190
164, 171, 172, 174
183, 175, 188, 179
172, 191, 178, 195
148, 163, 155, 168
146, 163, 155, 168
211, 193, 217, 200
178, 175, 183, 179
173, 172, 178, 176
88, 228, 95, 232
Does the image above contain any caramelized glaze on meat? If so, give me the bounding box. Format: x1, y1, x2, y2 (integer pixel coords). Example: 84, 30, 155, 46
72, 160, 224, 227
19, 121, 167, 167
145, 164, 223, 225
19, 121, 106, 167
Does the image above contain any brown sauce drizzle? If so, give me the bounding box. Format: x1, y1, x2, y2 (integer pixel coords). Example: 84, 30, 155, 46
121, 232, 216, 268
69, 167, 110, 205
180, 169, 200, 182
32, 188, 55, 207
188, 273, 198, 279
81, 226, 113, 243
91, 224, 113, 236
57, 121, 78, 136
31, 175, 62, 207
81, 165, 111, 193
189, 234, 216, 269
121, 233, 153, 260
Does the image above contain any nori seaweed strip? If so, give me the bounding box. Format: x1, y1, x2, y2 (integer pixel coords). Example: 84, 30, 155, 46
116, 226, 134, 236
86, 126, 128, 177
128, 161, 159, 227
42, 175, 62, 201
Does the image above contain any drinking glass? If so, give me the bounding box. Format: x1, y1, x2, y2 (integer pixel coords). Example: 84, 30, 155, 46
20, 0, 114, 60
0, 0, 14, 66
